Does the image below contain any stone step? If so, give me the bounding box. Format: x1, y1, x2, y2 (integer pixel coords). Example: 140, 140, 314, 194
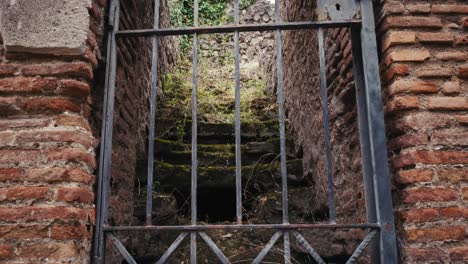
149, 159, 304, 191
157, 150, 281, 166
155, 119, 280, 143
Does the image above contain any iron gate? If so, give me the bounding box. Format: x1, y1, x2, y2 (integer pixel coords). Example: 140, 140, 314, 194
93, 0, 398, 263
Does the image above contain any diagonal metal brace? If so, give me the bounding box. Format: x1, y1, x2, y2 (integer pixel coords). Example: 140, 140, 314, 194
108, 233, 138, 264
292, 231, 326, 264
155, 232, 189, 264
199, 232, 230, 264
346, 230, 378, 264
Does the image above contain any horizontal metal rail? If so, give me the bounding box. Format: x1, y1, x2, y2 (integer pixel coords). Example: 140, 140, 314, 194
104, 223, 380, 232
115, 20, 361, 37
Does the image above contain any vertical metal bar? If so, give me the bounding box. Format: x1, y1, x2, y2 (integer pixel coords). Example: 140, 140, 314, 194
351, 25, 379, 264
358, 1, 398, 263
234, 0, 242, 225
191, 0, 199, 263
146, 0, 161, 227
317, 27, 336, 223
274, 1, 290, 263
93, 1, 120, 263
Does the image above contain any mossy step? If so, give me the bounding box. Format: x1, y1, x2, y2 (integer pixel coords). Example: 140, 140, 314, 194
157, 150, 280, 166
150, 159, 304, 191
155, 138, 280, 156
155, 119, 280, 142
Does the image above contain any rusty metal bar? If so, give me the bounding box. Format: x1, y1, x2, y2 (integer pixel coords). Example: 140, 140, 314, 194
292, 231, 326, 264
199, 232, 230, 263
115, 20, 361, 37
155, 232, 188, 264
252, 232, 283, 264
234, 0, 242, 225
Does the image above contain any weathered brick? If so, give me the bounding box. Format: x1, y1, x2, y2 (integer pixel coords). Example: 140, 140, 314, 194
406, 4, 431, 14
55, 114, 92, 131
439, 207, 468, 219
0, 244, 13, 260
0, 117, 50, 130
418, 32, 453, 44
0, 149, 42, 164
383, 63, 409, 82
459, 66, 468, 78
50, 223, 88, 240
395, 169, 433, 184
385, 49, 430, 66
427, 97, 468, 111
406, 226, 466, 242
394, 151, 468, 168
401, 187, 458, 204
389, 80, 438, 95
0, 207, 87, 222
45, 148, 96, 169
0, 65, 18, 76
389, 133, 428, 150
382, 31, 416, 51
386, 96, 419, 112
0, 168, 23, 181
442, 80, 461, 95
2, 187, 49, 201
431, 5, 468, 14
405, 247, 445, 262
0, 225, 48, 240
395, 112, 453, 132
21, 62, 93, 80
383, 17, 443, 30
24, 168, 94, 184
59, 79, 91, 97
456, 115, 468, 125
16, 241, 79, 259
382, 2, 405, 14
463, 188, 468, 200
455, 34, 468, 45
400, 208, 439, 223
16, 130, 98, 149
464, 17, 468, 29
417, 68, 454, 79
432, 131, 468, 146
449, 247, 468, 261
0, 77, 58, 94
19, 97, 82, 114
436, 51, 468, 62
437, 169, 468, 183
57, 187, 94, 204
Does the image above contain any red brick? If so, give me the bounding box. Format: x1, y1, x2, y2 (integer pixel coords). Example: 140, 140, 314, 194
386, 96, 419, 112
21, 62, 93, 80
449, 247, 468, 261
456, 115, 468, 125
455, 34, 468, 45
395, 169, 433, 184
0, 131, 15, 146
394, 150, 468, 168
427, 97, 468, 111
432, 131, 468, 146
55, 114, 92, 131
442, 80, 461, 95
0, 244, 13, 260
432, 5, 468, 14
45, 148, 96, 169
464, 17, 468, 29
50, 223, 88, 240
57, 187, 94, 204
383, 17, 443, 30
388, 80, 438, 95
459, 66, 468, 78
417, 68, 454, 79
406, 4, 431, 14
0, 149, 42, 164
0, 77, 58, 94
406, 247, 445, 262
389, 133, 428, 149
383, 63, 409, 83
16, 130, 98, 148
382, 31, 416, 51
59, 79, 91, 97
436, 51, 468, 62
16, 241, 79, 259
0, 64, 18, 76
437, 169, 468, 183
0, 225, 48, 240
401, 187, 458, 204
406, 226, 466, 242
382, 2, 405, 14
19, 97, 82, 114
395, 113, 453, 132
0, 207, 87, 222
400, 208, 439, 223
440, 207, 468, 219
463, 188, 468, 200
385, 49, 430, 66
0, 117, 50, 130
0, 168, 23, 181
417, 32, 453, 44
24, 168, 94, 184
3, 186, 49, 201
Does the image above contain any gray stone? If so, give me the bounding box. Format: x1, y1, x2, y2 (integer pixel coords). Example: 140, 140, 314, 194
0, 0, 91, 55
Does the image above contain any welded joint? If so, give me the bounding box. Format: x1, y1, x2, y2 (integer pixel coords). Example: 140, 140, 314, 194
316, 0, 361, 21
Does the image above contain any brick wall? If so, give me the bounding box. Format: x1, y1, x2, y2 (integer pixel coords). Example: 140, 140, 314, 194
378, 1, 468, 262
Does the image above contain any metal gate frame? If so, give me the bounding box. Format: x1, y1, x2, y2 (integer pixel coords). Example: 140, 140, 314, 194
93, 0, 398, 263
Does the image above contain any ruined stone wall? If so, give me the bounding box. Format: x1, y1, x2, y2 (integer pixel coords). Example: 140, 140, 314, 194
0, 0, 176, 263
378, 1, 468, 262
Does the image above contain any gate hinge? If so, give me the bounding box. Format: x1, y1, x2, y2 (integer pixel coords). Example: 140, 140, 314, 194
316, 0, 361, 21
